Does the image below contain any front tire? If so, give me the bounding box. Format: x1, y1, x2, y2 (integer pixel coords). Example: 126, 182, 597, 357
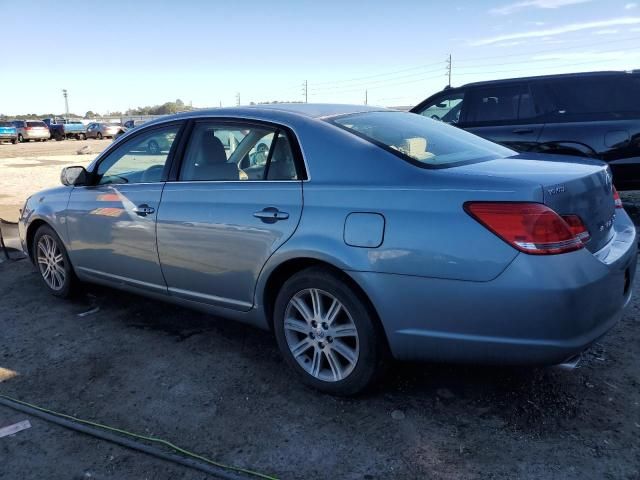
97, 132, 103, 140
33, 225, 78, 298
273, 267, 387, 395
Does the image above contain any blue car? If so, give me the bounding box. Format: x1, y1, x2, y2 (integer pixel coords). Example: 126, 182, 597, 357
18, 104, 637, 395
0, 121, 18, 144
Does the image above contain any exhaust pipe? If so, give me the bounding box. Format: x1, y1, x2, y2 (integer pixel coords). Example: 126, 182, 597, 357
555, 354, 581, 370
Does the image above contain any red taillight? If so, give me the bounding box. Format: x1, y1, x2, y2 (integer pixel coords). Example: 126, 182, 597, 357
465, 202, 589, 255
613, 186, 623, 209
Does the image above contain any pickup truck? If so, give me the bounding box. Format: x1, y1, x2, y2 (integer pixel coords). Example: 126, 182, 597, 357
42, 118, 87, 141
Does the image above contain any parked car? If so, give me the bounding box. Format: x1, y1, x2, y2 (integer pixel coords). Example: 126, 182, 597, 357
411, 71, 640, 190
0, 122, 18, 144
11, 120, 50, 142
19, 104, 636, 395
42, 118, 87, 140
86, 122, 121, 140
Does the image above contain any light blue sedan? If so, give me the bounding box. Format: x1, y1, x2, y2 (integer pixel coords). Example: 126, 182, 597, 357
18, 104, 637, 395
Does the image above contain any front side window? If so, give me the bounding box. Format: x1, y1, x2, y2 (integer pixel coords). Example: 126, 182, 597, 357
465, 84, 535, 124
180, 122, 299, 181
332, 111, 513, 167
417, 91, 465, 124
96, 124, 180, 185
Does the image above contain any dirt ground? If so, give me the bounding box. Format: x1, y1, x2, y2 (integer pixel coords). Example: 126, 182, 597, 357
0, 143, 639, 479
0, 139, 104, 222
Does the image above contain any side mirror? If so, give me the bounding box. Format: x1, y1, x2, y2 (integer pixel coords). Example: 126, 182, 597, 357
61, 166, 90, 186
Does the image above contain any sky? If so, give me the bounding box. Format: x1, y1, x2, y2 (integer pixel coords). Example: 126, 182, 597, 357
1, 0, 639, 115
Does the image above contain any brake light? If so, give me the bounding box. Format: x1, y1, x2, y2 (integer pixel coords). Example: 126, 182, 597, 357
465, 202, 588, 255
613, 186, 623, 208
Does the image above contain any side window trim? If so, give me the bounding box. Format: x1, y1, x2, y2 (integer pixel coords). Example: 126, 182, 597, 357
170, 118, 307, 182
90, 120, 186, 186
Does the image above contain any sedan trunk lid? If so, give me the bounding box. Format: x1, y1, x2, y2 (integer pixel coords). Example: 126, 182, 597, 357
452, 154, 617, 253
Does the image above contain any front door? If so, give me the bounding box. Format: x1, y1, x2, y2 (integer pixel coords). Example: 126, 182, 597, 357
66, 122, 183, 293
156, 120, 304, 311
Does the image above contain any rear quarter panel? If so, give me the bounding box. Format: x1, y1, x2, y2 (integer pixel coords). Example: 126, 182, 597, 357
259, 121, 541, 285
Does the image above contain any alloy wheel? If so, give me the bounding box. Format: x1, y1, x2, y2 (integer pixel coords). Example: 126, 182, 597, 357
36, 234, 66, 291
283, 288, 359, 382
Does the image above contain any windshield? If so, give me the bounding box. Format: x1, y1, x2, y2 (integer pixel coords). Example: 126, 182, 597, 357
332, 111, 514, 167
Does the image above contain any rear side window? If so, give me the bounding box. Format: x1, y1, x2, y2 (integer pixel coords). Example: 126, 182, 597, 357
180, 122, 299, 181
332, 111, 513, 167
464, 84, 536, 124
27, 121, 46, 127
535, 75, 640, 120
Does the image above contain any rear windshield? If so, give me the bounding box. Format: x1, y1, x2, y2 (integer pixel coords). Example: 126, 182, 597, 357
331, 111, 513, 167
27, 121, 46, 127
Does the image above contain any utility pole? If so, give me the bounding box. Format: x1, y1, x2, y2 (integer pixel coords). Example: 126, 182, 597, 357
235, 92, 241, 106
365, 89, 368, 105
62, 89, 69, 120
302, 80, 308, 103
446, 54, 452, 88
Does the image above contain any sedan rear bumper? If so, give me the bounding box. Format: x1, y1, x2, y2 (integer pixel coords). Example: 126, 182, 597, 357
349, 211, 637, 365
22, 131, 50, 139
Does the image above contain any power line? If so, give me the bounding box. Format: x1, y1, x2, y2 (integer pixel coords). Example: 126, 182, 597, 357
454, 55, 640, 77
309, 60, 445, 87
310, 65, 446, 92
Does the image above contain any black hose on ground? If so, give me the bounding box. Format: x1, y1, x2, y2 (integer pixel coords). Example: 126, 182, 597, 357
0, 395, 260, 480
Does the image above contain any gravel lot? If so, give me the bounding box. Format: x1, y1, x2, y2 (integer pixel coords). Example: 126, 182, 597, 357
0, 140, 104, 222
0, 142, 639, 479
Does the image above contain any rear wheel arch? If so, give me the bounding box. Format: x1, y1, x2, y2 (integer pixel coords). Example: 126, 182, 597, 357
261, 257, 391, 353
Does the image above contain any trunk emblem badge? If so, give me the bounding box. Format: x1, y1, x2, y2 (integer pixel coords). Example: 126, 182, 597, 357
547, 185, 566, 196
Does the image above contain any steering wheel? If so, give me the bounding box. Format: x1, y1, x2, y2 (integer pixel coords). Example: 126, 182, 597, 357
430, 114, 441, 121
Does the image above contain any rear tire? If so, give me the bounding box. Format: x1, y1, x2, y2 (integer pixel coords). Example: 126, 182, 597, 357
32, 225, 78, 298
273, 267, 387, 395
11, 138, 17, 144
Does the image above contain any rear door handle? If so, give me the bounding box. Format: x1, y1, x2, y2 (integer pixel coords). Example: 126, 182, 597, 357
512, 128, 534, 134
254, 207, 289, 223
133, 204, 155, 216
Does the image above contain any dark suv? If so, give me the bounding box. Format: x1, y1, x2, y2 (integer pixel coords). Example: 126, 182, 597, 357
411, 71, 640, 189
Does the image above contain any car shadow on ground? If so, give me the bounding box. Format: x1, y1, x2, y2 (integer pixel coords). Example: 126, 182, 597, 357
75, 280, 586, 434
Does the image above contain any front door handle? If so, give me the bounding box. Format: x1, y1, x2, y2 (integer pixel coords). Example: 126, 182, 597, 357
254, 207, 289, 223
133, 204, 155, 216
512, 128, 534, 134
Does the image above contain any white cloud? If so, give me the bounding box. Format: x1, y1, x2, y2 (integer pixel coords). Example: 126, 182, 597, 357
471, 17, 640, 45
625, 3, 638, 9
490, 0, 591, 15
594, 29, 620, 34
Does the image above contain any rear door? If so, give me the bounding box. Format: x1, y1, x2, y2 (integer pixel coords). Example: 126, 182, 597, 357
461, 82, 544, 151
156, 119, 304, 311
66, 122, 184, 293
